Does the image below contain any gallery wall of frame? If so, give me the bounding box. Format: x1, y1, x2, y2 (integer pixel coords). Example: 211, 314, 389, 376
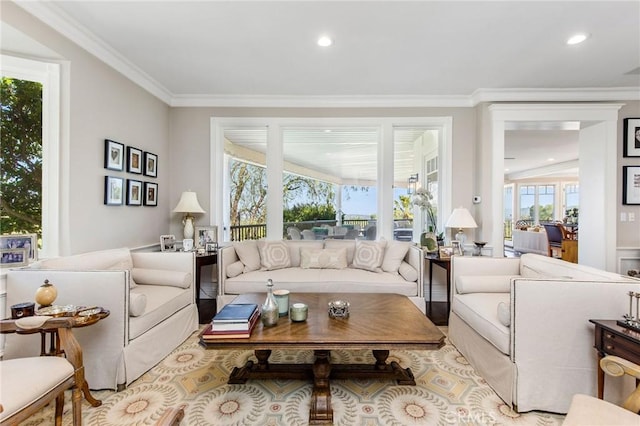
622, 118, 640, 206
104, 139, 158, 207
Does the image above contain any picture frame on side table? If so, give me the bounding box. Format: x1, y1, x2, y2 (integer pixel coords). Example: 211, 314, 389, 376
104, 176, 124, 205
195, 226, 217, 249
127, 146, 143, 174
144, 151, 158, 177
438, 246, 453, 259
205, 242, 218, 252
104, 139, 124, 171
144, 182, 158, 206
160, 235, 176, 252
0, 234, 38, 261
126, 179, 142, 206
623, 166, 640, 205
451, 240, 463, 256
623, 118, 640, 157
0, 248, 28, 267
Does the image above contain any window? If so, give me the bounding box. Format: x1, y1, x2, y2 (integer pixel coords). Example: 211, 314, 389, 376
518, 184, 556, 224
1, 55, 60, 258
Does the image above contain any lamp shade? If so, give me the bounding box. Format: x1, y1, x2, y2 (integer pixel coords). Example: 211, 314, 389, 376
445, 207, 478, 229
172, 191, 205, 214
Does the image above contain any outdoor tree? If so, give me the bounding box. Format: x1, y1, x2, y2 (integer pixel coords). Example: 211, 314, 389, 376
393, 194, 413, 220
0, 77, 43, 237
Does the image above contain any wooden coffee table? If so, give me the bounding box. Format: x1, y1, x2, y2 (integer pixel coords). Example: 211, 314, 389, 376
200, 293, 445, 425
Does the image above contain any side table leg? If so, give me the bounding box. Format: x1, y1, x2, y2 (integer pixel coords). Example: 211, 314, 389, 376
310, 350, 333, 425
597, 351, 604, 399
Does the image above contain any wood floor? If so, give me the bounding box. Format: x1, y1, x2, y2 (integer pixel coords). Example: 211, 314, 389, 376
198, 298, 449, 326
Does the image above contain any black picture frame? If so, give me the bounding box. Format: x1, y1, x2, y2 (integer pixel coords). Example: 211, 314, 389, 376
144, 182, 158, 206
623, 118, 640, 158
144, 151, 158, 177
104, 139, 124, 171
104, 176, 124, 205
623, 166, 640, 205
127, 146, 143, 174
126, 179, 143, 206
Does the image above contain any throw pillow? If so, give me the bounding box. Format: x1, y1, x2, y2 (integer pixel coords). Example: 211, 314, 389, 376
132, 268, 192, 289
233, 240, 261, 273
226, 260, 245, 278
381, 241, 411, 273
324, 240, 356, 265
351, 241, 386, 272
129, 291, 147, 317
286, 241, 323, 267
258, 241, 291, 271
497, 302, 511, 327
300, 248, 348, 269
398, 261, 418, 282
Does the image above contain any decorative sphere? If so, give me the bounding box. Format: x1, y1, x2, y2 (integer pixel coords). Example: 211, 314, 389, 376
35, 279, 57, 307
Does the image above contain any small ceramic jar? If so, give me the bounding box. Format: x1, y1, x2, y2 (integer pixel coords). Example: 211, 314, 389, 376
289, 303, 308, 322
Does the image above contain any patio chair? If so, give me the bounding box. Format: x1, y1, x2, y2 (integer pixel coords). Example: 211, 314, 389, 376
301, 229, 316, 240
287, 227, 302, 240
344, 229, 359, 239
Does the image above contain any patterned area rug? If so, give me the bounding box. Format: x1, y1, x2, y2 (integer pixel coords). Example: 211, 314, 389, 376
24, 327, 565, 425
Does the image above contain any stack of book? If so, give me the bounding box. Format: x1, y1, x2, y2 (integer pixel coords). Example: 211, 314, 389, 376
202, 303, 259, 340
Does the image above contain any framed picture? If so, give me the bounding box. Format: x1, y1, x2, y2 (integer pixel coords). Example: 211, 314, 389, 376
104, 139, 124, 171
160, 235, 176, 252
144, 151, 158, 177
126, 179, 143, 206
104, 176, 124, 205
623, 166, 640, 205
623, 118, 640, 157
205, 242, 218, 252
127, 146, 143, 174
195, 226, 217, 249
0, 234, 38, 261
144, 182, 158, 206
451, 240, 463, 256
438, 246, 454, 259
0, 248, 28, 267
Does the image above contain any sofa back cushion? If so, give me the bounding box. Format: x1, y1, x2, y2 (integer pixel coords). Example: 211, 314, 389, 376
233, 240, 261, 273
381, 241, 411, 273
456, 275, 517, 294
520, 253, 634, 281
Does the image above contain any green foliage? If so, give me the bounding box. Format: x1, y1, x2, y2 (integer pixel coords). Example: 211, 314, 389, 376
283, 203, 336, 223
538, 204, 554, 221
394, 194, 413, 219
0, 78, 43, 237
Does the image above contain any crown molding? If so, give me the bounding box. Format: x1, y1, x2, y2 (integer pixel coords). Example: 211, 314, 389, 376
15, 2, 640, 109
15, 1, 173, 104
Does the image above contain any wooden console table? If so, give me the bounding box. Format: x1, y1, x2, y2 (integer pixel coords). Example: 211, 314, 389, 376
195, 251, 217, 304
425, 255, 451, 314
589, 319, 640, 399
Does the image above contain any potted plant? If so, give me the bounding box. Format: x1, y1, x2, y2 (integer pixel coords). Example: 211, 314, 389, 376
411, 188, 439, 252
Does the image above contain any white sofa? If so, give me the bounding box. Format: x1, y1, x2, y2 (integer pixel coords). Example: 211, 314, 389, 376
448, 253, 640, 414
218, 239, 425, 313
3, 248, 199, 390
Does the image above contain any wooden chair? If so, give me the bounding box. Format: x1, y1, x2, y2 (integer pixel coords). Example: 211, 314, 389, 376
563, 355, 640, 425
0, 316, 84, 426
156, 406, 186, 426
542, 223, 563, 258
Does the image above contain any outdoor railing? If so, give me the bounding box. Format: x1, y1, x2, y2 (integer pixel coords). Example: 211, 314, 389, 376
228, 219, 412, 241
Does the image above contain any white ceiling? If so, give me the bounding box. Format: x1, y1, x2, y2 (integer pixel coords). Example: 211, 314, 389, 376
6, 1, 638, 181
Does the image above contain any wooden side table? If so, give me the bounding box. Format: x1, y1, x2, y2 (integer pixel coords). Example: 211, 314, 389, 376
589, 319, 640, 399
425, 255, 451, 314
195, 252, 217, 304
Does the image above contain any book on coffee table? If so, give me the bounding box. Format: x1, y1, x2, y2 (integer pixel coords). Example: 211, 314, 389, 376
212, 303, 258, 323
203, 308, 260, 339
212, 308, 260, 332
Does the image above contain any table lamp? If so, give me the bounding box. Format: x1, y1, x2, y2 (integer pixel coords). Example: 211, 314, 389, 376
445, 207, 478, 245
172, 191, 205, 240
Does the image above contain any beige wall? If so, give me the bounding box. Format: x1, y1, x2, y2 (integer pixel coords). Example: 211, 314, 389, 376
2, 2, 171, 255
618, 101, 640, 249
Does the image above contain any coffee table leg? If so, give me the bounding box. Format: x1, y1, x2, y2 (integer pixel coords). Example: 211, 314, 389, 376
254, 349, 272, 371
373, 350, 389, 370
310, 350, 333, 425
229, 350, 272, 384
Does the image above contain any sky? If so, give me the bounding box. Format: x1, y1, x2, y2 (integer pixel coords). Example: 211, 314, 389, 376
341, 187, 407, 218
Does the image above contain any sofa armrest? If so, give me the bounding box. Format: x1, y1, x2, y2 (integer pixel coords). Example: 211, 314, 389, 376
218, 245, 240, 297
405, 245, 424, 298
510, 278, 640, 412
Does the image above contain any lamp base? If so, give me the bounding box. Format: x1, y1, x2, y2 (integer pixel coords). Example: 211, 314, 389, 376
183, 215, 195, 240
455, 229, 466, 245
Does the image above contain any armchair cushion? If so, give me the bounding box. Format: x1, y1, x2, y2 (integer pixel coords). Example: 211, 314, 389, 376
129, 291, 147, 317
456, 275, 517, 294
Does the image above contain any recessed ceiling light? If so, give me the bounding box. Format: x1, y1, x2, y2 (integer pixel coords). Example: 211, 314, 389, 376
547, 158, 555, 162
567, 33, 589, 45
317, 36, 333, 47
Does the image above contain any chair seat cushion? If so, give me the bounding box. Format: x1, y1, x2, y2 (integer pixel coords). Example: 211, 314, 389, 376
451, 293, 511, 355
563, 394, 640, 425
0, 357, 74, 420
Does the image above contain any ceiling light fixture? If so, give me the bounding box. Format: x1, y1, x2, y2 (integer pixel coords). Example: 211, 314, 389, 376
317, 36, 333, 47
567, 33, 589, 45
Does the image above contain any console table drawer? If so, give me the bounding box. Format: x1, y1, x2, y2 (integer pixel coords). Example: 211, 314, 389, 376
601, 332, 640, 363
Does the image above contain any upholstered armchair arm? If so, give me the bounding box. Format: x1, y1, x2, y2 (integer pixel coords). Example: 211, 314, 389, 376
601, 355, 640, 414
